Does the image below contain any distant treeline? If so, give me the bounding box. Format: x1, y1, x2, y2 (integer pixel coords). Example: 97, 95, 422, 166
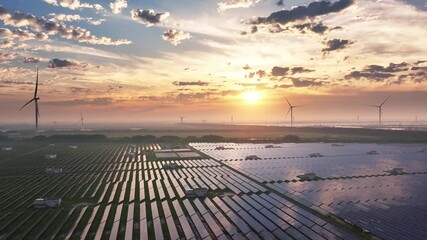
28, 134, 301, 143
125, 134, 301, 143
33, 134, 108, 142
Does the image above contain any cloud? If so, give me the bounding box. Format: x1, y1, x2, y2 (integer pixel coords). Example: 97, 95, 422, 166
42, 0, 103, 11
0, 27, 48, 41
48, 13, 106, 25
47, 97, 113, 106
291, 78, 324, 87
271, 66, 314, 76
176, 92, 209, 101
277, 0, 284, 6
173, 80, 208, 86
130, 9, 170, 27
162, 29, 191, 46
271, 66, 290, 76
218, 0, 259, 12
0, 40, 13, 49
110, 0, 127, 14
345, 71, 394, 81
322, 39, 354, 55
292, 21, 330, 34
246, 69, 266, 78
0, 52, 18, 61
0, 79, 41, 85
344, 62, 410, 81
0, 6, 130, 45
24, 57, 40, 63
48, 58, 87, 69
249, 0, 354, 25
240, 25, 258, 35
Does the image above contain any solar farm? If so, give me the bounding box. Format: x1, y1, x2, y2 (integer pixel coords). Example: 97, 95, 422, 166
0, 141, 425, 239
190, 143, 427, 240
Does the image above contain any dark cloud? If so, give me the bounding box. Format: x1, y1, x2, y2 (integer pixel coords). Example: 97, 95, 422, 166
345, 71, 394, 81
249, 0, 354, 25
410, 66, 427, 71
272, 66, 290, 76
322, 39, 354, 54
365, 62, 409, 73
272, 66, 314, 76
291, 78, 324, 87
130, 9, 169, 27
24, 57, 40, 63
48, 59, 78, 68
276, 0, 284, 6
0, 6, 130, 45
173, 80, 209, 86
242, 25, 258, 35
344, 62, 415, 82
261, 20, 341, 35
291, 67, 314, 74
292, 21, 332, 34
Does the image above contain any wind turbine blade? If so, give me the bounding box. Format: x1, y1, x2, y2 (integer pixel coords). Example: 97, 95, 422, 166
380, 96, 390, 107
285, 97, 292, 107
20, 99, 34, 111
367, 105, 379, 108
285, 108, 291, 120
293, 105, 303, 108
34, 68, 39, 98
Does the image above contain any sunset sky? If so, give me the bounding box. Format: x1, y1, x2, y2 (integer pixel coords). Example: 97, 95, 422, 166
0, 0, 426, 125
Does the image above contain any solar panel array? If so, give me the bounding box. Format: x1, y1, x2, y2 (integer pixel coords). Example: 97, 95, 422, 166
190, 142, 427, 239
0, 142, 359, 239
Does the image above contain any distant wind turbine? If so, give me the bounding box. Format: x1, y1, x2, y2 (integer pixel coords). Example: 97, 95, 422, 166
285, 97, 302, 127
80, 114, 84, 127
368, 96, 390, 126
20, 68, 40, 134
179, 115, 185, 126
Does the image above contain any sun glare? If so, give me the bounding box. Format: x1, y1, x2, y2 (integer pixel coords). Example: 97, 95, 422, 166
242, 91, 261, 104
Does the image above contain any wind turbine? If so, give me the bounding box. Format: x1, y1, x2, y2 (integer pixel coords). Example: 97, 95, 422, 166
20, 68, 40, 134
179, 115, 185, 126
368, 96, 390, 126
80, 114, 84, 127
285, 98, 302, 127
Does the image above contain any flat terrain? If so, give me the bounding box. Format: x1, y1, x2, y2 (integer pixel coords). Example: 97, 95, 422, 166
4, 123, 427, 142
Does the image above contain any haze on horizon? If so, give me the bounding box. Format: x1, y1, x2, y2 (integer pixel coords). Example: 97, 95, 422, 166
1, 0, 427, 125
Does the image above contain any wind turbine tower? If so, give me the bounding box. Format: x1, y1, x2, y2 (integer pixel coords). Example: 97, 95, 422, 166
80, 114, 84, 127
20, 68, 40, 135
368, 96, 390, 126
179, 115, 185, 126
285, 98, 302, 127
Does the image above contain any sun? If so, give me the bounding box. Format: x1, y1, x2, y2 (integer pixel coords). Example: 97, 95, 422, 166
241, 91, 261, 104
